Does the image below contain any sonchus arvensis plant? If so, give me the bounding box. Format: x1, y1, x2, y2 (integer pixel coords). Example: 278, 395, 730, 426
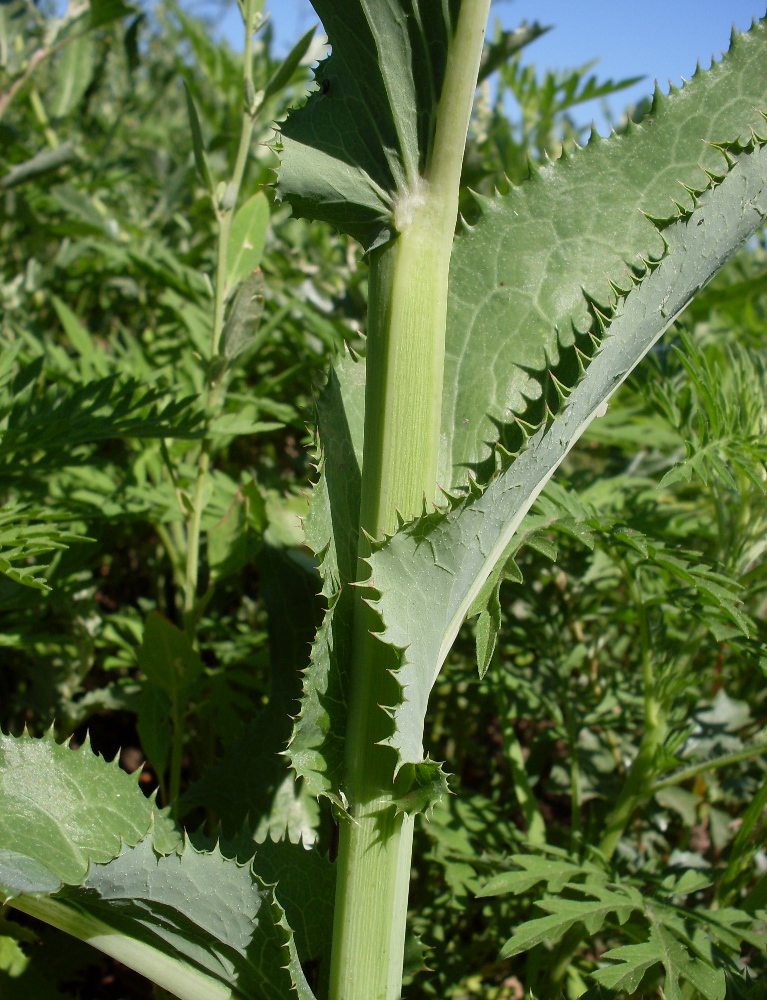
1, 2, 767, 999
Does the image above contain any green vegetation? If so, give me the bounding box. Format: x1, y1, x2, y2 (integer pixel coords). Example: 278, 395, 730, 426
0, 2, 766, 999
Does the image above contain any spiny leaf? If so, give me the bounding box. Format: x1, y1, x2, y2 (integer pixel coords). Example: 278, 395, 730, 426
0, 735, 325, 999
14, 837, 318, 1000
369, 141, 767, 770
0, 730, 180, 892
441, 20, 767, 487
393, 758, 451, 818
286, 353, 363, 802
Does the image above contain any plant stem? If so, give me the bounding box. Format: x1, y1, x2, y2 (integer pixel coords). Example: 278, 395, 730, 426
328, 4, 490, 998
652, 743, 767, 792
181, 0, 258, 637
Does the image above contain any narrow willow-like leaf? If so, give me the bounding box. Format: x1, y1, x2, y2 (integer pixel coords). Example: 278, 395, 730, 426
262, 26, 315, 104
183, 81, 214, 195
0, 144, 78, 189
369, 141, 767, 769
226, 194, 269, 294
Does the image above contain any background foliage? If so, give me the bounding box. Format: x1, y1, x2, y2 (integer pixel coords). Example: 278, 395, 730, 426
0, 2, 765, 998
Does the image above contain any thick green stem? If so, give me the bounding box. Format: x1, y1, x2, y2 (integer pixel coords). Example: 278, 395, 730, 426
328, 4, 490, 999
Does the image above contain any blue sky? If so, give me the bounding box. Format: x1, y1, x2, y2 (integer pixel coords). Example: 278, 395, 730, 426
208, 0, 766, 129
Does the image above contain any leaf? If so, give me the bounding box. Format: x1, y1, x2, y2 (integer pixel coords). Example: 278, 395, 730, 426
50, 295, 109, 378
15, 838, 317, 1000
136, 683, 172, 778
0, 504, 89, 592
207, 491, 262, 584
208, 413, 281, 437
478, 854, 601, 898
183, 81, 213, 194
286, 353, 364, 801
244, 839, 335, 995
369, 140, 767, 770
0, 730, 180, 891
51, 33, 94, 118
226, 194, 269, 293
220, 270, 266, 365
182, 546, 324, 845
262, 26, 315, 104
0, 734, 320, 1000
277, 0, 465, 250
440, 21, 767, 488
477, 22, 550, 84
88, 0, 135, 29
0, 375, 205, 472
0, 145, 79, 190
498, 883, 641, 958
253, 775, 321, 849
137, 612, 204, 700
593, 923, 726, 1000
393, 758, 451, 818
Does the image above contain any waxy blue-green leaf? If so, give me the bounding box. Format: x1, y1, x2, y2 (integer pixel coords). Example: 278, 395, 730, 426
0, 730, 180, 893
0, 732, 323, 1000
277, 0, 461, 249
285, 18, 767, 801
370, 141, 767, 769
441, 20, 767, 487
11, 838, 317, 1000
286, 353, 363, 800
